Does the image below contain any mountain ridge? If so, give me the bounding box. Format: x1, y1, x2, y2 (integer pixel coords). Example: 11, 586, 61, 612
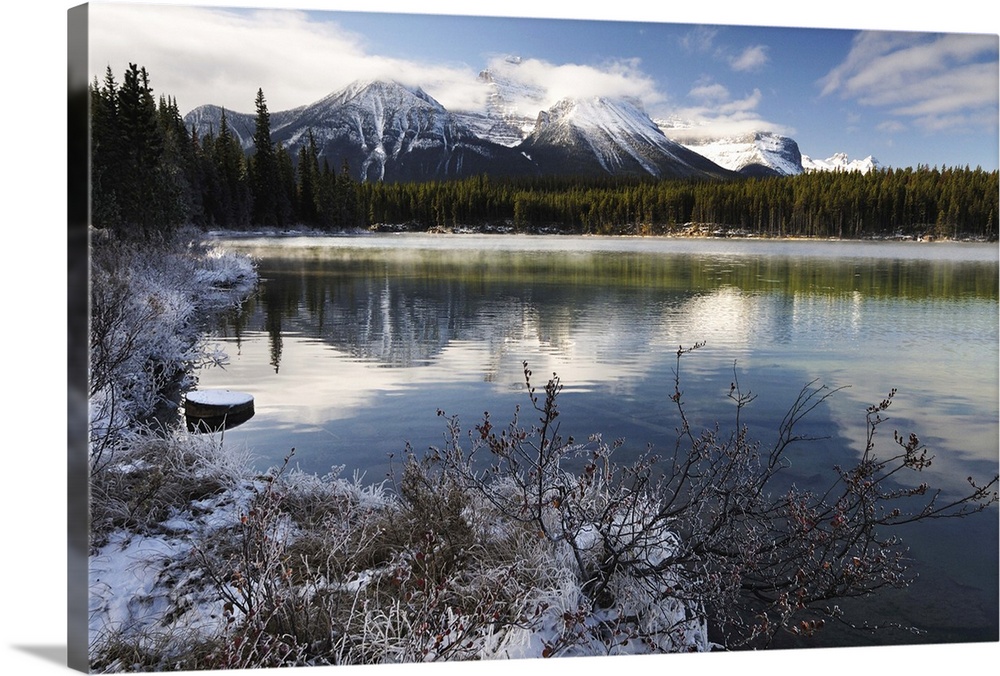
185, 77, 874, 182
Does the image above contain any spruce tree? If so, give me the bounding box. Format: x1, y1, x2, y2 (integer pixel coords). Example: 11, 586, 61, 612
276, 143, 296, 226
90, 67, 122, 229
92, 63, 186, 238
336, 158, 358, 228
250, 88, 279, 226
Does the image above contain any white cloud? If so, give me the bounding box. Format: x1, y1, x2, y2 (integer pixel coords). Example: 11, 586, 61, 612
88, 4, 674, 117
716, 89, 763, 115
877, 119, 906, 133
688, 82, 731, 103
679, 27, 769, 73
484, 55, 667, 113
729, 45, 769, 72
819, 31, 999, 132
88, 4, 486, 114
667, 87, 792, 139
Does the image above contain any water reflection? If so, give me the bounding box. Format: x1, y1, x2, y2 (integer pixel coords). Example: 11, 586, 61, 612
202, 236, 997, 489
217, 241, 996, 376
197, 235, 997, 646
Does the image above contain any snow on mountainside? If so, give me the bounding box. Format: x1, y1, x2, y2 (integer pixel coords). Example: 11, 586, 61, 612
184, 106, 255, 148
281, 80, 451, 180
279, 79, 448, 179
185, 79, 733, 181
183, 56, 886, 183
272, 79, 536, 181
467, 62, 547, 147
655, 116, 879, 177
184, 105, 301, 151
521, 96, 734, 179
801, 152, 880, 174
184, 76, 880, 183
671, 131, 805, 177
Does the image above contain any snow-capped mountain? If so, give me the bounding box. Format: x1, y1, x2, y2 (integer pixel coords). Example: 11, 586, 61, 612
669, 131, 804, 177
186, 79, 734, 182
188, 80, 537, 182
520, 96, 734, 180
801, 152, 880, 174
274, 80, 540, 182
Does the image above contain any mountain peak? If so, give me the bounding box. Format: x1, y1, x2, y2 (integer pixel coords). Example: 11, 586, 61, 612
474, 64, 548, 146
184, 77, 731, 182
524, 96, 732, 179
330, 79, 443, 111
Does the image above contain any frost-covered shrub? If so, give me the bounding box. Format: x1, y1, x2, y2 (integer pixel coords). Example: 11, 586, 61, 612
409, 366, 714, 656
89, 229, 257, 466
88, 426, 252, 547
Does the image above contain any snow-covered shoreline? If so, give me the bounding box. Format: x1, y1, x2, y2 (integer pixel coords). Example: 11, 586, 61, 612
85, 235, 718, 668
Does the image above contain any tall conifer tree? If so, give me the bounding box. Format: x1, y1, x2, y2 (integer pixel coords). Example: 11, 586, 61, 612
250, 88, 279, 225
90, 67, 122, 229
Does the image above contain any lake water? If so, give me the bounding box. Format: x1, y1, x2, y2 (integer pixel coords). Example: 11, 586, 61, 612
196, 233, 998, 648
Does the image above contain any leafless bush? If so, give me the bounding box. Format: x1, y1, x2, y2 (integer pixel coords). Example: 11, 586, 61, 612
413, 344, 998, 651
190, 453, 406, 668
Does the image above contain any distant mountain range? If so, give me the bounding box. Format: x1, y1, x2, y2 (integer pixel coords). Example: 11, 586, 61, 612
801, 152, 881, 174
184, 73, 879, 183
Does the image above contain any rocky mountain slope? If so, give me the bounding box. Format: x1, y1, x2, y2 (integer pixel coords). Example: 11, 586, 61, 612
665, 130, 805, 177
520, 96, 735, 179
185, 79, 733, 182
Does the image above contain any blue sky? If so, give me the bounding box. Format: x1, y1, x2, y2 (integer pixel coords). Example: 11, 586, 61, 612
87, 0, 999, 170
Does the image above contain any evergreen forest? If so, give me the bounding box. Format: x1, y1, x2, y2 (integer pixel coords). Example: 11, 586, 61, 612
89, 64, 999, 241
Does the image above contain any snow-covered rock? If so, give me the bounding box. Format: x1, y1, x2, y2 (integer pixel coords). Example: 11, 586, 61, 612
671, 131, 805, 177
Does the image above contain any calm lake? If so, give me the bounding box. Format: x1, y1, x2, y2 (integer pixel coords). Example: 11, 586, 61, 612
196, 233, 998, 648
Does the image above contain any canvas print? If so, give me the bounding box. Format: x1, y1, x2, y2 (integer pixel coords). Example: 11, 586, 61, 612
68, 1, 999, 672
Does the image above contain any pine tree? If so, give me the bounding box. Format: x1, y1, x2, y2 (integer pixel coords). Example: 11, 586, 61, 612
117, 64, 162, 231
250, 88, 279, 226
276, 143, 296, 226
90, 67, 122, 229
336, 158, 358, 228
92, 63, 186, 237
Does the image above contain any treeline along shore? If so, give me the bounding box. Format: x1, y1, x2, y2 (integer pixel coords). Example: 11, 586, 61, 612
357, 169, 998, 240
91, 63, 997, 241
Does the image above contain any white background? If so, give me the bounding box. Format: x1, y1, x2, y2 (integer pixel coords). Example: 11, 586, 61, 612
3, 1, 997, 674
